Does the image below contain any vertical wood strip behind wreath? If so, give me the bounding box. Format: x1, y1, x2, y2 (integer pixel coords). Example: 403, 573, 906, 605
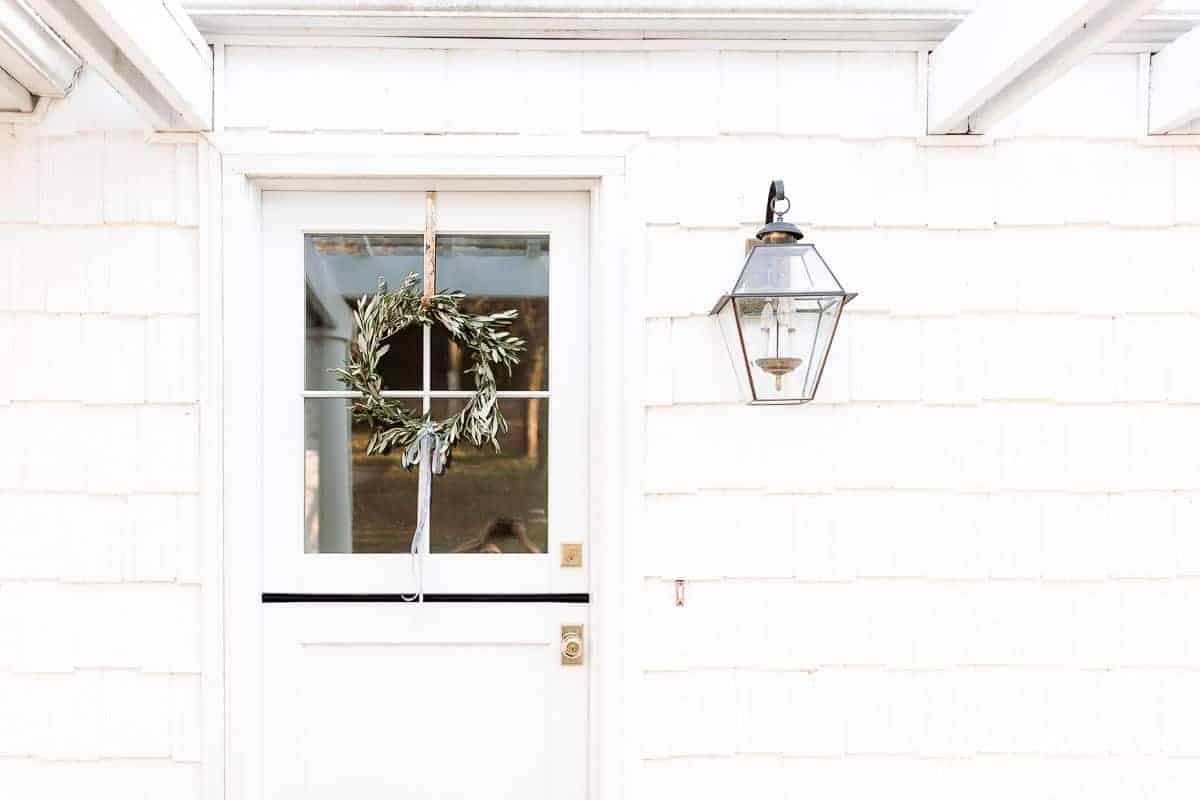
423, 191, 436, 301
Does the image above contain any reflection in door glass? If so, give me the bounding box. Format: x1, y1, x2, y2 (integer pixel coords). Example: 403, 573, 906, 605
304, 234, 423, 391
304, 398, 419, 554
431, 235, 549, 392
430, 398, 549, 554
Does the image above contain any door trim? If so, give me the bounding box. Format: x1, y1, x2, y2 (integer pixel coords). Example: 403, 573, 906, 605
211, 150, 639, 800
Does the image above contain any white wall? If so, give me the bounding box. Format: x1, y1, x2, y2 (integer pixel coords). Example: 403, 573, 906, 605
0, 71, 204, 798
217, 42, 1200, 798
3, 38, 1200, 799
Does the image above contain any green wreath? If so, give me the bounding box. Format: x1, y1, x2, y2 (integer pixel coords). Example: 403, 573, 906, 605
333, 273, 526, 469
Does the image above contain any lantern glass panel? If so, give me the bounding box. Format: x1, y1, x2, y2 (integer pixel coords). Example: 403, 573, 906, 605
715, 298, 752, 400
734, 295, 844, 402
734, 243, 841, 295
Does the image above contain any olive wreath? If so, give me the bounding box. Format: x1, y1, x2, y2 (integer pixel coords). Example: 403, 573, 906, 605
333, 273, 526, 469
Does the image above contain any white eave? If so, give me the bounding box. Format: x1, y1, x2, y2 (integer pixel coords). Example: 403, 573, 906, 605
0, 0, 81, 114
183, 0, 1200, 45
23, 0, 213, 130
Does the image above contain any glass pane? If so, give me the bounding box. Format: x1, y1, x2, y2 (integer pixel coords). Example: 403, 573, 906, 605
734, 296, 844, 402
429, 398, 549, 554
734, 243, 843, 295
304, 398, 421, 553
305, 234, 423, 391
431, 235, 549, 392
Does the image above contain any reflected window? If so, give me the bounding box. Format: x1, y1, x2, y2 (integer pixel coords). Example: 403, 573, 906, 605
305, 234, 423, 391
303, 233, 551, 555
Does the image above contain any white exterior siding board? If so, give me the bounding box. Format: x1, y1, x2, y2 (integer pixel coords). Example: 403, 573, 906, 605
84, 317, 147, 404
990, 54, 1143, 140
220, 46, 271, 129
581, 51, 649, 133
718, 51, 779, 135
1111, 145, 1176, 228
870, 140, 927, 227
37, 135, 105, 226
923, 144, 996, 229
647, 51, 720, 138
82, 406, 141, 495
644, 225, 743, 318
146, 316, 200, 403
102, 134, 177, 224
124, 494, 183, 582
517, 51, 582, 135
170, 672, 203, 762
379, 49, 448, 133
669, 315, 740, 405
0, 134, 39, 223
136, 405, 200, 493
99, 670, 172, 758
446, 50, 522, 134
1174, 148, 1200, 224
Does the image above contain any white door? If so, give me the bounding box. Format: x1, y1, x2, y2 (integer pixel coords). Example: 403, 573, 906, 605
259, 189, 591, 800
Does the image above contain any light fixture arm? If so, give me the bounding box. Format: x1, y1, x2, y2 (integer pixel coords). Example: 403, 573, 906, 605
757, 179, 804, 243
764, 179, 790, 224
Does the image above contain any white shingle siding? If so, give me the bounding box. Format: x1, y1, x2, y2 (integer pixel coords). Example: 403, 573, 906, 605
3, 36, 1200, 800
0, 70, 203, 796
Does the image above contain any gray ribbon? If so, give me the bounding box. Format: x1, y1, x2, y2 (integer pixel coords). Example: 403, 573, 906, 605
402, 421, 445, 603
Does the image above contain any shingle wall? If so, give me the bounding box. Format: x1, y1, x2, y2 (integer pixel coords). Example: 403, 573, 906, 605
203, 43, 1197, 799
0, 70, 203, 799
3, 40, 1199, 800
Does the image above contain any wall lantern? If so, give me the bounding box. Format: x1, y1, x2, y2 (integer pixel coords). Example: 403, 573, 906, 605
711, 180, 856, 404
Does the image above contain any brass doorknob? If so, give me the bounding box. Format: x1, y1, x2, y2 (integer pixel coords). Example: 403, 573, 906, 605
561, 624, 584, 665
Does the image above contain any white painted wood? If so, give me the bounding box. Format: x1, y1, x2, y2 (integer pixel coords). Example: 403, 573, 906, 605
196, 140, 226, 800
260, 189, 590, 594
0, 0, 81, 96
184, 1, 1197, 45
0, 64, 31, 111
262, 603, 588, 800
1149, 25, 1200, 133
928, 0, 1162, 134
221, 173, 266, 800
26, 0, 212, 130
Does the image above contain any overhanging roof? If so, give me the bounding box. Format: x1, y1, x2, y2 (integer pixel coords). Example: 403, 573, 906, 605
0, 0, 80, 113
182, 0, 1200, 44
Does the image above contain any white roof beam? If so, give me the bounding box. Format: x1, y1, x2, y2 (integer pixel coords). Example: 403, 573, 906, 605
1149, 25, 1200, 133
0, 0, 82, 97
928, 0, 1163, 135
26, 0, 212, 130
0, 64, 32, 111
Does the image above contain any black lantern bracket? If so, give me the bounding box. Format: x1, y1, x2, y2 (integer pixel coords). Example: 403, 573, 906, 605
757, 179, 805, 243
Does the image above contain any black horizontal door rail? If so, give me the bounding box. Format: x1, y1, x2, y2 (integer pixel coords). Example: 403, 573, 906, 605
263, 592, 589, 604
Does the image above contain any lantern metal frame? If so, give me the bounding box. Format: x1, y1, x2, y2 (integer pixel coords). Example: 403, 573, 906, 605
710, 180, 857, 405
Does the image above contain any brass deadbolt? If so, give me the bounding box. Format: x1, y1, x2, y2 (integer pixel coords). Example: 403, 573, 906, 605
561, 624, 584, 665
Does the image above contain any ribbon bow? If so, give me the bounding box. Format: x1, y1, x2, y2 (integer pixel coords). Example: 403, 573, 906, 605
402, 421, 445, 603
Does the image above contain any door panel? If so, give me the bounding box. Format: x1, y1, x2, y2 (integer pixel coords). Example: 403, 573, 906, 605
263, 604, 587, 800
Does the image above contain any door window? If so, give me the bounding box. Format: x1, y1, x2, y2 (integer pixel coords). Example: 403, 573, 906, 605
303, 233, 551, 555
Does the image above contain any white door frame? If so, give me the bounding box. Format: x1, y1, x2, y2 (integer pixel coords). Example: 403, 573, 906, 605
205, 148, 641, 800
